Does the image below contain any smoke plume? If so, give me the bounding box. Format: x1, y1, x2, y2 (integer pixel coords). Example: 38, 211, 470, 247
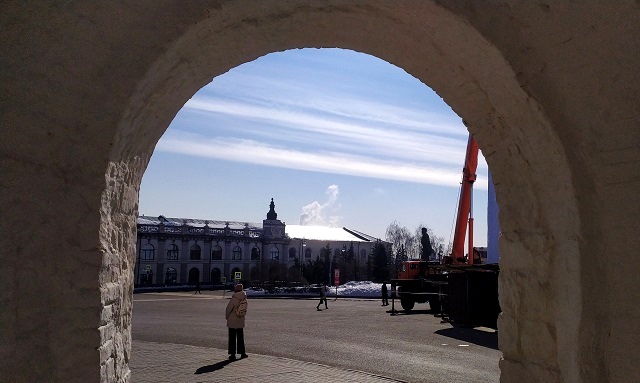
299, 184, 341, 226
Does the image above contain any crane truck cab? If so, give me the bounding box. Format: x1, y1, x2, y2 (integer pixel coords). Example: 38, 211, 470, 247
397, 260, 421, 279
392, 260, 447, 312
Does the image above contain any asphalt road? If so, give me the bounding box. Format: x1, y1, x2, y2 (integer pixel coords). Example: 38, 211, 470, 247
132, 291, 501, 382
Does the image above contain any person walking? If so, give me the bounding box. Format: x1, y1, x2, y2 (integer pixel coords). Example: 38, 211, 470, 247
225, 283, 248, 360
316, 283, 328, 311
194, 278, 202, 294
381, 282, 389, 306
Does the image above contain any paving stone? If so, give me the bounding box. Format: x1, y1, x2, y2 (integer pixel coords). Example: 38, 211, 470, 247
131, 340, 405, 383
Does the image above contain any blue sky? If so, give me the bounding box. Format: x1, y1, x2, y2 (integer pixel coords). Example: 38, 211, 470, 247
139, 48, 488, 246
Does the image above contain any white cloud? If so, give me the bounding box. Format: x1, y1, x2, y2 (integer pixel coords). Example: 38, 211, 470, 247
196, 78, 464, 135
373, 187, 386, 195
299, 185, 342, 226
162, 49, 488, 192
156, 133, 488, 189
183, 96, 472, 167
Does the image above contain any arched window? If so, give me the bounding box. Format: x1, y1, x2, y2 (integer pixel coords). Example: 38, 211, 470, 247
139, 265, 154, 285
289, 247, 297, 260
251, 247, 260, 261
165, 267, 177, 284
270, 247, 279, 260
141, 243, 155, 260
190, 244, 201, 260
166, 244, 179, 260
211, 245, 222, 260
360, 249, 367, 260
232, 246, 242, 260
305, 248, 312, 260
211, 268, 221, 284
188, 267, 199, 284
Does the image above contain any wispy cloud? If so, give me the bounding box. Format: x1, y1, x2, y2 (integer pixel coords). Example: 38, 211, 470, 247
187, 94, 463, 137
373, 187, 386, 195
156, 133, 488, 189
183, 97, 471, 167
204, 75, 464, 136
159, 48, 488, 190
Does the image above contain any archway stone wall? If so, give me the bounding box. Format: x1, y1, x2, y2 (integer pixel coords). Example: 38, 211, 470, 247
2, 2, 639, 382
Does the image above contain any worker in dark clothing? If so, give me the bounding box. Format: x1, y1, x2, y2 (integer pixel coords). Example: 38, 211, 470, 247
316, 284, 328, 310
381, 282, 389, 306
421, 227, 435, 261
194, 278, 202, 294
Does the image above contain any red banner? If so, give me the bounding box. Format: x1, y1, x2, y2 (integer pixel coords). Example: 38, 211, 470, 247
334, 269, 340, 286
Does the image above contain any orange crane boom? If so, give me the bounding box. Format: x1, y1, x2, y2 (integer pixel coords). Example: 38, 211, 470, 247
450, 134, 479, 264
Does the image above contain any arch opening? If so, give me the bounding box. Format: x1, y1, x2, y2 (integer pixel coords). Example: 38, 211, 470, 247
125, 29, 576, 380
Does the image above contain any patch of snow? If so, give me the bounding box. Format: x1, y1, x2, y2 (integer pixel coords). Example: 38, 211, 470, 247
245, 281, 386, 298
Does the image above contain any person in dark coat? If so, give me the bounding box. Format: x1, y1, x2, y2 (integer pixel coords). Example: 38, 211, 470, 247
225, 284, 248, 360
316, 284, 328, 311
421, 227, 435, 261
381, 282, 389, 306
194, 278, 201, 294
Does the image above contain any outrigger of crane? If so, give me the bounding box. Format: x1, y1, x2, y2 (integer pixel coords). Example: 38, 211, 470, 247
446, 133, 479, 265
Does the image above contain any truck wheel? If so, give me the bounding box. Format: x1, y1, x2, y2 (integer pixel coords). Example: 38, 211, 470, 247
429, 299, 441, 313
400, 296, 415, 311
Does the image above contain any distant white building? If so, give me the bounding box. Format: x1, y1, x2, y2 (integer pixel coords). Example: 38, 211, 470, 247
136, 198, 386, 286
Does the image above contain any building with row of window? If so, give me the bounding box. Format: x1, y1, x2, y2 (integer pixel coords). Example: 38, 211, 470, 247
136, 199, 386, 286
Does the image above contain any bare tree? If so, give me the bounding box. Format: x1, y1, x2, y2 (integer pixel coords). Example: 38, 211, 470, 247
385, 221, 447, 262
385, 221, 414, 260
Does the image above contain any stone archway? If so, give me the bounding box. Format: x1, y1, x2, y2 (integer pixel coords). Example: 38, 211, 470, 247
2, 3, 639, 383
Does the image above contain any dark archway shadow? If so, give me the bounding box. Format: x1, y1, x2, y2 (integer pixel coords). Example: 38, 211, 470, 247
389, 309, 432, 315
387, 308, 437, 316
194, 359, 233, 375
434, 327, 498, 350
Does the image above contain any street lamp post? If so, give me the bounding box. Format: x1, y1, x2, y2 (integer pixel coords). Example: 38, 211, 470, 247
135, 236, 142, 287
338, 244, 346, 285
301, 238, 306, 281
354, 241, 358, 281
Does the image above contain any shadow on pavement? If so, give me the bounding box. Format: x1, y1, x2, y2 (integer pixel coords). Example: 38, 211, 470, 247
194, 359, 233, 375
387, 309, 435, 315
434, 327, 498, 350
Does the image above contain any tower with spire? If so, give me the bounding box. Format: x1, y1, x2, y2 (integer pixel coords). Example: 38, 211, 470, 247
263, 198, 285, 239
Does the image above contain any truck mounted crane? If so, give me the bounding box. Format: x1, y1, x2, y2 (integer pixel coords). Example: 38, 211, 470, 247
391, 133, 499, 326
